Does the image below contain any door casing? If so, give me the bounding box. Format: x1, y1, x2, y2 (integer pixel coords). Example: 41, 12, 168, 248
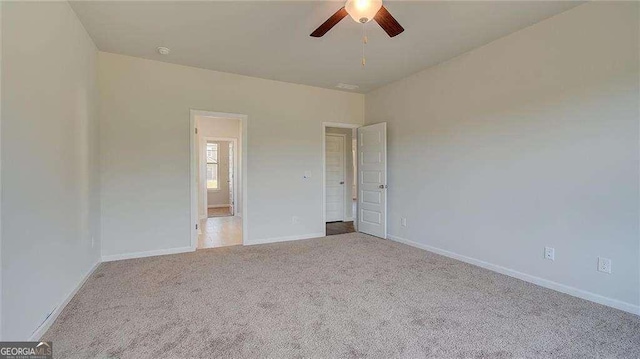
322, 122, 361, 236
190, 110, 247, 250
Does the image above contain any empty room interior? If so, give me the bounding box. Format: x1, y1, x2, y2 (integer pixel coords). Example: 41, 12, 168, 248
1, 0, 639, 357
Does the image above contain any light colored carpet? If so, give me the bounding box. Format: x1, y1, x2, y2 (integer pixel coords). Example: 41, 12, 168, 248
44, 233, 639, 358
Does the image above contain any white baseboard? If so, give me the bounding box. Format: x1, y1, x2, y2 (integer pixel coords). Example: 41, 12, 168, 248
388, 234, 640, 316
29, 261, 101, 341
343, 217, 354, 222
247, 232, 324, 246
208, 204, 229, 208
101, 246, 194, 262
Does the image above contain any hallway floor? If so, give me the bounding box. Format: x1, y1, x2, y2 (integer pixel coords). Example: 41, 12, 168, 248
198, 215, 242, 249
326, 221, 355, 236
208, 206, 233, 218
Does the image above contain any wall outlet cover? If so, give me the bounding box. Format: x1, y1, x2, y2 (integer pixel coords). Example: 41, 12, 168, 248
544, 247, 555, 261
598, 257, 612, 274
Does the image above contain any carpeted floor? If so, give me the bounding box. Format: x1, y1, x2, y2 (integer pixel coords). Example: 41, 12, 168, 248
44, 233, 639, 358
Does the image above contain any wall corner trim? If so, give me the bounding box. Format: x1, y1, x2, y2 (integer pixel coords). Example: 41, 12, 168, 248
101, 246, 194, 262
388, 234, 640, 316
28, 261, 101, 341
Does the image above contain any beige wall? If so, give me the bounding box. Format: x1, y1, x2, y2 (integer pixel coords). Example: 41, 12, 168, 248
1, 2, 100, 339
366, 2, 639, 311
99, 52, 364, 256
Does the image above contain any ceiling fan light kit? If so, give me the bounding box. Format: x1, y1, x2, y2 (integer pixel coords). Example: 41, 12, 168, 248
345, 0, 382, 24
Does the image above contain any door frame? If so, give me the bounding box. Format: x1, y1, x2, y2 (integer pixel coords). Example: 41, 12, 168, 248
322, 122, 361, 236
202, 137, 238, 216
325, 133, 347, 222
190, 110, 248, 250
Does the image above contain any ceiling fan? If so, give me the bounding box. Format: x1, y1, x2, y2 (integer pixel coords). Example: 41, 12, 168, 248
310, 0, 404, 38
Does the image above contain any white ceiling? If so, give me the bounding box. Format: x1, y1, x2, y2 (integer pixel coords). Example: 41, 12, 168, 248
70, 1, 581, 93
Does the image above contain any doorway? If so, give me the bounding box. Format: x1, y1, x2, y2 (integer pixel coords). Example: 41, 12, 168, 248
322, 122, 388, 239
190, 110, 247, 249
205, 138, 237, 218
323, 123, 359, 236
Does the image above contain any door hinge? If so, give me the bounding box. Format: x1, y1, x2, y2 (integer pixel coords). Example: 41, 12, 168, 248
195, 128, 198, 134
195, 224, 198, 230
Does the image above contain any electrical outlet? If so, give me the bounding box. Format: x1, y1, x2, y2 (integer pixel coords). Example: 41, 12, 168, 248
401, 218, 407, 227
544, 247, 555, 261
292, 216, 299, 225
598, 257, 612, 274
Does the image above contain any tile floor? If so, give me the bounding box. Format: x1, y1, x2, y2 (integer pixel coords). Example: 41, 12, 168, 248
198, 215, 242, 249
208, 206, 233, 217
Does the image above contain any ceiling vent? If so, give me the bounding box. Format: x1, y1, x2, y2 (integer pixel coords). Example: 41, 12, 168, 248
336, 83, 359, 91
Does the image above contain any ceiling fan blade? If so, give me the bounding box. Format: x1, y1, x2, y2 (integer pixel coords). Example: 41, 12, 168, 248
310, 7, 348, 37
374, 5, 404, 37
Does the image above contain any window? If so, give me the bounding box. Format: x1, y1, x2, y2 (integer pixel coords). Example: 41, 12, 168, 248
206, 142, 219, 190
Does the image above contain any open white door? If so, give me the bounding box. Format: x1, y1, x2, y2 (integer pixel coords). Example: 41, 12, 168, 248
357, 123, 387, 238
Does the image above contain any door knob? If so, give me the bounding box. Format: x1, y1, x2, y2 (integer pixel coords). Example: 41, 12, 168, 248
340, 181, 345, 184
379, 184, 386, 189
